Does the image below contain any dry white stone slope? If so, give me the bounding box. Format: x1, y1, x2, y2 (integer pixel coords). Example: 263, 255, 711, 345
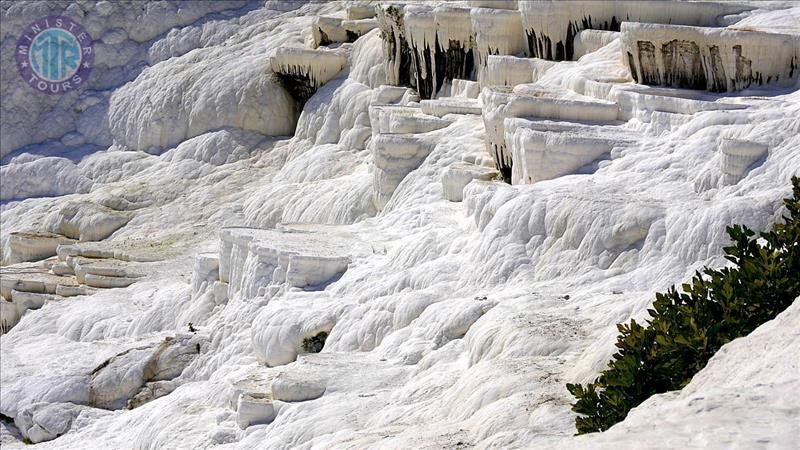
1, 0, 799, 448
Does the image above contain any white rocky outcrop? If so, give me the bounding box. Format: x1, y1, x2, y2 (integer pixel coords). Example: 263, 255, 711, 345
451, 79, 481, 98
622, 22, 799, 92
481, 85, 619, 178
573, 29, 619, 59
13, 402, 91, 444
236, 394, 276, 429
220, 226, 368, 299
45, 201, 130, 242
0, 157, 93, 202
90, 333, 205, 410
271, 47, 348, 103
519, 0, 751, 61
346, 2, 377, 21
372, 133, 436, 210
311, 16, 349, 47
471, 8, 526, 84
3, 232, 76, 265
108, 18, 299, 153
251, 301, 339, 367
442, 163, 498, 201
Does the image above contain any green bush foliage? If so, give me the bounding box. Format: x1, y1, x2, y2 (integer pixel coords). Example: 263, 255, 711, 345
567, 176, 800, 434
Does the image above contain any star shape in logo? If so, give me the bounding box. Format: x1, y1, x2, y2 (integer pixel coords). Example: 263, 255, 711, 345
83, 61, 91, 68
20, 61, 28, 68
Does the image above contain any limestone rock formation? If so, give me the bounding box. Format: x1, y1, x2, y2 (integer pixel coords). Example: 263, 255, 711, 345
0, 1, 798, 448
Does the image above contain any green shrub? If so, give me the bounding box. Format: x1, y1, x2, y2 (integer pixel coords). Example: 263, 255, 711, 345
567, 176, 800, 434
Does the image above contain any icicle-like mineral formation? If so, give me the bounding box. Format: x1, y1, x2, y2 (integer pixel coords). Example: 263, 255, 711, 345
519, 0, 750, 61
622, 22, 799, 92
471, 8, 526, 85
271, 48, 347, 104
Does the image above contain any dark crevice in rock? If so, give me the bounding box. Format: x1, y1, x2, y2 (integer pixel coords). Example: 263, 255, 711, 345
627, 51, 639, 82
528, 14, 622, 61
734, 45, 753, 90
317, 27, 332, 46
662, 40, 706, 90
275, 73, 317, 106
410, 42, 436, 99
440, 40, 475, 84
707, 45, 727, 92
491, 142, 512, 184
637, 40, 660, 85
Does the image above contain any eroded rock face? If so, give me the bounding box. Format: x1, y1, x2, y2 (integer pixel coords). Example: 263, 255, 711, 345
519, 0, 749, 62
46, 201, 130, 242
622, 23, 799, 92
90, 334, 206, 410
13, 402, 87, 444
271, 47, 348, 104
3, 232, 76, 265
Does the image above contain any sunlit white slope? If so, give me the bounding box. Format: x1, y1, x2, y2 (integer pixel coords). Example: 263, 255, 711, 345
0, 1, 798, 449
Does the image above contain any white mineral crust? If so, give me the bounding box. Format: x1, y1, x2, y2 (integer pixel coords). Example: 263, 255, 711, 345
0, 1, 798, 448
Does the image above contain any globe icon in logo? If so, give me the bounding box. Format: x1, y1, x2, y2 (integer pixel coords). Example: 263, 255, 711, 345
15, 16, 94, 94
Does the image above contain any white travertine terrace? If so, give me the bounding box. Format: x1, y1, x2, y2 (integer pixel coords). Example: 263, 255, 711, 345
484, 55, 540, 87
468, 0, 519, 10
481, 85, 619, 178
519, 0, 750, 61
45, 202, 131, 242
404, 5, 439, 99
4, 232, 76, 265
270, 47, 348, 102
718, 139, 769, 183
451, 79, 481, 98
573, 29, 620, 59
271, 47, 348, 90
442, 163, 498, 201
622, 22, 800, 92
471, 7, 526, 84
2, 1, 799, 447
371, 133, 436, 210
311, 16, 349, 48
376, 3, 410, 87
507, 122, 635, 184
219, 227, 366, 299
369, 105, 452, 136
346, 1, 377, 20
435, 5, 476, 87
420, 97, 483, 117
342, 18, 378, 41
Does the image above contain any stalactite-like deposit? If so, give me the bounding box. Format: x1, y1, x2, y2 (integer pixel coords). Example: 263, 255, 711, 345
471, 8, 526, 85
377, 3, 413, 88
622, 23, 799, 92
435, 5, 476, 89
519, 0, 751, 62
271, 48, 347, 104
